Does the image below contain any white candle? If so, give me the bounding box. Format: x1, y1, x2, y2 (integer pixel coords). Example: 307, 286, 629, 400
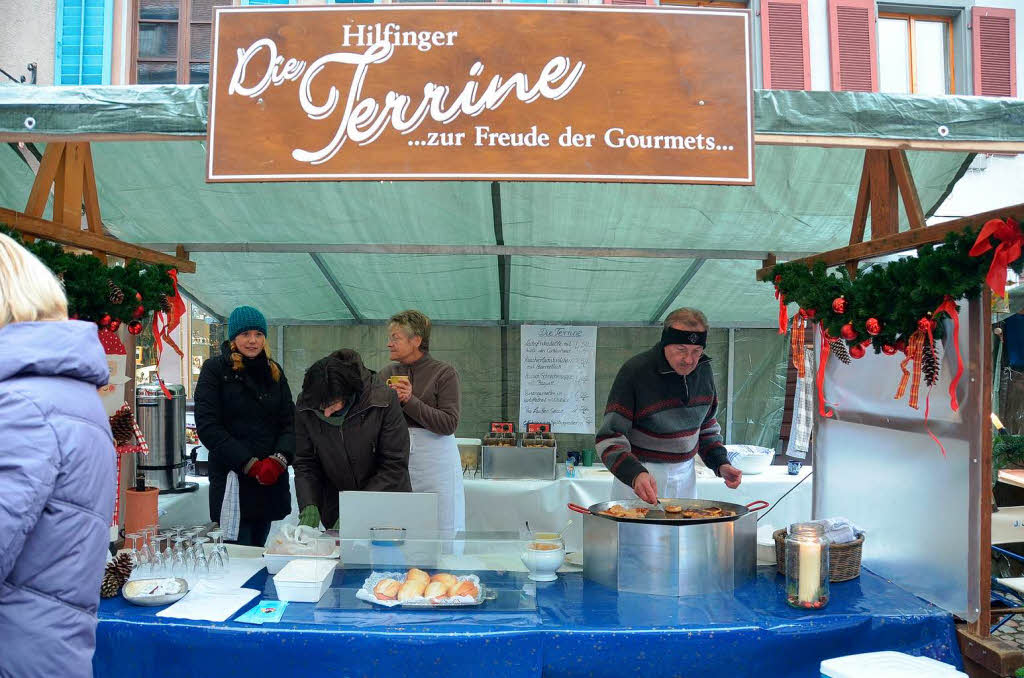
797, 540, 821, 603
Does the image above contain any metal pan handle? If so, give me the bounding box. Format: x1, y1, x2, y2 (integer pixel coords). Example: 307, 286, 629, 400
746, 500, 770, 511
568, 503, 592, 515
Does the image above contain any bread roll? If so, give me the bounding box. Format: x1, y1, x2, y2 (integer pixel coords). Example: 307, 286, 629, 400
406, 568, 429, 584
448, 580, 479, 599
374, 578, 400, 600
397, 579, 427, 601
430, 573, 457, 588
423, 581, 448, 599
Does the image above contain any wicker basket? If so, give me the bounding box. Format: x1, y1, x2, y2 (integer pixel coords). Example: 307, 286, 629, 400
772, 528, 864, 583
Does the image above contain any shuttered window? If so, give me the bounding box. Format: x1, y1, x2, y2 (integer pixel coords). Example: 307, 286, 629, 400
603, 0, 657, 5
828, 0, 878, 91
761, 0, 810, 90
242, 0, 294, 5
972, 7, 1017, 96
56, 0, 113, 85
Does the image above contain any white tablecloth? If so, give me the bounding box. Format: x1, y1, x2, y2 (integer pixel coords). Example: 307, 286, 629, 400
160, 466, 813, 552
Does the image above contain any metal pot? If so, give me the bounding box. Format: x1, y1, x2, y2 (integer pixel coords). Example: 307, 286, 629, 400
568, 499, 769, 597
135, 383, 187, 492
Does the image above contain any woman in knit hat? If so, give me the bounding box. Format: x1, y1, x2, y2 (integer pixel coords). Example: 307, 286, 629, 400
194, 306, 295, 547
294, 349, 410, 531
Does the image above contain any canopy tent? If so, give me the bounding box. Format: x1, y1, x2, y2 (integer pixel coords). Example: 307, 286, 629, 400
3, 86, 1023, 327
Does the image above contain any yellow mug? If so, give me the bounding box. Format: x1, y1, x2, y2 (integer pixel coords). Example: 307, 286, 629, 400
386, 375, 410, 387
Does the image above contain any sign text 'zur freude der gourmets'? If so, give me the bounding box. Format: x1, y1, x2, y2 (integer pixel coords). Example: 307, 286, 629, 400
207, 5, 753, 184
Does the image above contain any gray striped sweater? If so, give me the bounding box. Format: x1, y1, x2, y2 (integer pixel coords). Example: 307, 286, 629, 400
596, 346, 728, 488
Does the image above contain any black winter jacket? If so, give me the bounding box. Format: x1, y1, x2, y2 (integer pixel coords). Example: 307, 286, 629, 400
194, 342, 295, 524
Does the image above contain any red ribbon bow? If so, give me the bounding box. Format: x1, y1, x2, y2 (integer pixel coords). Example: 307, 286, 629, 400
151, 269, 187, 399
816, 324, 834, 419
969, 218, 1023, 297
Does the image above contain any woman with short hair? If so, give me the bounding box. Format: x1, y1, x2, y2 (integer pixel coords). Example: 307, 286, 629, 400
0, 233, 115, 678
378, 310, 465, 539
194, 305, 295, 547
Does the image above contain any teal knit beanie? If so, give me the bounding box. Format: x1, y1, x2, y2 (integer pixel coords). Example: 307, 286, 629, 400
227, 306, 267, 340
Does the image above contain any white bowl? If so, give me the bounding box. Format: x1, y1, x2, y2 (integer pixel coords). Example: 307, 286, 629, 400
729, 453, 773, 475
521, 542, 564, 582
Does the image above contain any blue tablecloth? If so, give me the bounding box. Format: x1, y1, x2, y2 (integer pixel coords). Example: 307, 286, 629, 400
95, 567, 961, 678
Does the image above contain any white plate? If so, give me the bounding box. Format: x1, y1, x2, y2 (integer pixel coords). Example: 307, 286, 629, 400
122, 578, 189, 606
565, 552, 583, 567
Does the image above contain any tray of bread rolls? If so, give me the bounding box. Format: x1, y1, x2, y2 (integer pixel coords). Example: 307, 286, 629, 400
355, 568, 495, 608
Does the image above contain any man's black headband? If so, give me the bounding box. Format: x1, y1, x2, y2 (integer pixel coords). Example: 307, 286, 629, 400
661, 327, 707, 348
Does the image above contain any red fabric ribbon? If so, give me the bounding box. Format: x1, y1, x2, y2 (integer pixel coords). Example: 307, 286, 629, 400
790, 314, 806, 378
776, 288, 787, 335
151, 269, 187, 400
969, 217, 1023, 297
817, 324, 834, 419
932, 296, 962, 412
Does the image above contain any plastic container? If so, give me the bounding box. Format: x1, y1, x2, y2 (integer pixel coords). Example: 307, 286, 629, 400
820, 651, 967, 677
272, 559, 336, 603
263, 538, 340, 574
370, 527, 406, 546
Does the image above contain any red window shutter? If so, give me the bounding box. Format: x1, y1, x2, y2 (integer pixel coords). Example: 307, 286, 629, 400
761, 0, 811, 90
973, 7, 1017, 96
604, 0, 657, 5
827, 0, 878, 91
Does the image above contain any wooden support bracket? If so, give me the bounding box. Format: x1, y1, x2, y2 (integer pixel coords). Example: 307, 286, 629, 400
756, 201, 1024, 281
0, 207, 196, 273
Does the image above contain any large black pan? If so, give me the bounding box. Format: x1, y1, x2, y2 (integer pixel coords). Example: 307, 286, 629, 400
568, 498, 769, 525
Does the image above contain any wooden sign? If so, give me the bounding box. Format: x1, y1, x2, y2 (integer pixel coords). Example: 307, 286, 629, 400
208, 5, 753, 184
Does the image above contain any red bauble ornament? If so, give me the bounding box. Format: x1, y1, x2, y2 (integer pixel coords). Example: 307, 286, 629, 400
832, 297, 847, 314
98, 314, 111, 327
135, 292, 143, 302
109, 319, 121, 332
127, 320, 143, 336
840, 323, 857, 340
882, 344, 897, 356
132, 305, 145, 320
865, 318, 881, 336
895, 339, 908, 353
804, 308, 816, 319
849, 344, 866, 359
917, 317, 935, 333
774, 275, 781, 284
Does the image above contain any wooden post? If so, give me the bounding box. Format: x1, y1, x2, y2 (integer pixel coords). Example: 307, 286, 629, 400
865, 149, 899, 239
973, 287, 994, 637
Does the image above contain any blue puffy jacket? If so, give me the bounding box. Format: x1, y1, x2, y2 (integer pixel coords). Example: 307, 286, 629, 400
0, 321, 115, 678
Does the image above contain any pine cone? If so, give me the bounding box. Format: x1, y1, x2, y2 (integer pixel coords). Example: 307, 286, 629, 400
109, 409, 135, 446
108, 279, 125, 305
100, 553, 134, 598
159, 295, 171, 314
923, 340, 940, 387
829, 339, 852, 365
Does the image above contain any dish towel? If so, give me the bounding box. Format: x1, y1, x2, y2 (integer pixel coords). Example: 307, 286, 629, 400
787, 346, 814, 458
221, 471, 240, 541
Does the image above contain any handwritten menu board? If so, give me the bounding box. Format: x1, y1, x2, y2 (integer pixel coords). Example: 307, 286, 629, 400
519, 325, 597, 434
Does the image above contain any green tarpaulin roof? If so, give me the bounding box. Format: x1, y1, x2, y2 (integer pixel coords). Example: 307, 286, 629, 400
3, 85, 1020, 326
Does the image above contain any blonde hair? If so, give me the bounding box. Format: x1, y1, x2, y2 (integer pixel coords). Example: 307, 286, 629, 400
664, 307, 709, 331
389, 309, 431, 352
229, 341, 281, 381
0, 233, 68, 330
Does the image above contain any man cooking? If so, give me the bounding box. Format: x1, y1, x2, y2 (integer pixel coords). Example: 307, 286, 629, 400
596, 307, 742, 504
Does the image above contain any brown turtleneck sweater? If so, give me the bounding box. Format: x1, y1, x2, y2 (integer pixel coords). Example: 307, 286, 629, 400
378, 352, 461, 436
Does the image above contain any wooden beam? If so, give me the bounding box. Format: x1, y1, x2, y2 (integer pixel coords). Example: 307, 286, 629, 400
849, 153, 871, 247
0, 207, 196, 273
889, 149, 926, 231
958, 626, 1023, 675
755, 201, 1024, 280
754, 133, 1024, 153
973, 287, 994, 638
24, 142, 65, 218
866, 149, 899, 239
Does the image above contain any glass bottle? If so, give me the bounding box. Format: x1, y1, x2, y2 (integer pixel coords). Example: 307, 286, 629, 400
785, 522, 830, 609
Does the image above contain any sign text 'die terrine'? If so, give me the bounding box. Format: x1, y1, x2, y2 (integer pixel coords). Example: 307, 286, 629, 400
207, 5, 753, 184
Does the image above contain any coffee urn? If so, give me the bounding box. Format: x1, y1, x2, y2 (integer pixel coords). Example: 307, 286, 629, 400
135, 383, 190, 493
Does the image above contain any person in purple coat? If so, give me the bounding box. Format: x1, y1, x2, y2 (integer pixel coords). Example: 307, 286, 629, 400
0, 233, 115, 678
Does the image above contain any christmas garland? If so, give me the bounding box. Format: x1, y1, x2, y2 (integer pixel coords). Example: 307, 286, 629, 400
1, 225, 176, 334
771, 224, 1024, 354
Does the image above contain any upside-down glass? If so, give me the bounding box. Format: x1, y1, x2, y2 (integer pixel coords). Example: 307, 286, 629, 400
171, 536, 190, 579
192, 537, 210, 580
125, 532, 143, 572
207, 529, 229, 566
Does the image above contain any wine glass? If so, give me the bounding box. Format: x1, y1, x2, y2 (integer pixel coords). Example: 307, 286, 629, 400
125, 532, 143, 572
207, 529, 229, 567
192, 537, 210, 580
171, 536, 190, 579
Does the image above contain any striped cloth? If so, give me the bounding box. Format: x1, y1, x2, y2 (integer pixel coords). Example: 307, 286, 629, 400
596, 346, 728, 488
221, 471, 241, 541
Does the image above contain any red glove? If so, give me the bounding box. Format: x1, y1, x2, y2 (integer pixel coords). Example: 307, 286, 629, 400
254, 456, 286, 486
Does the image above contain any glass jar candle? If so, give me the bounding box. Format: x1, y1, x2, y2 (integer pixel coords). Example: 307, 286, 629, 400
785, 522, 830, 609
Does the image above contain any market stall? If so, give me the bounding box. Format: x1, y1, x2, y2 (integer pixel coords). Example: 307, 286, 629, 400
4, 4, 1024, 677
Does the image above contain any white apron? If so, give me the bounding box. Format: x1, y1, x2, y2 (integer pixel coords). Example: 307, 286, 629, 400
408, 428, 466, 538
611, 457, 697, 501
